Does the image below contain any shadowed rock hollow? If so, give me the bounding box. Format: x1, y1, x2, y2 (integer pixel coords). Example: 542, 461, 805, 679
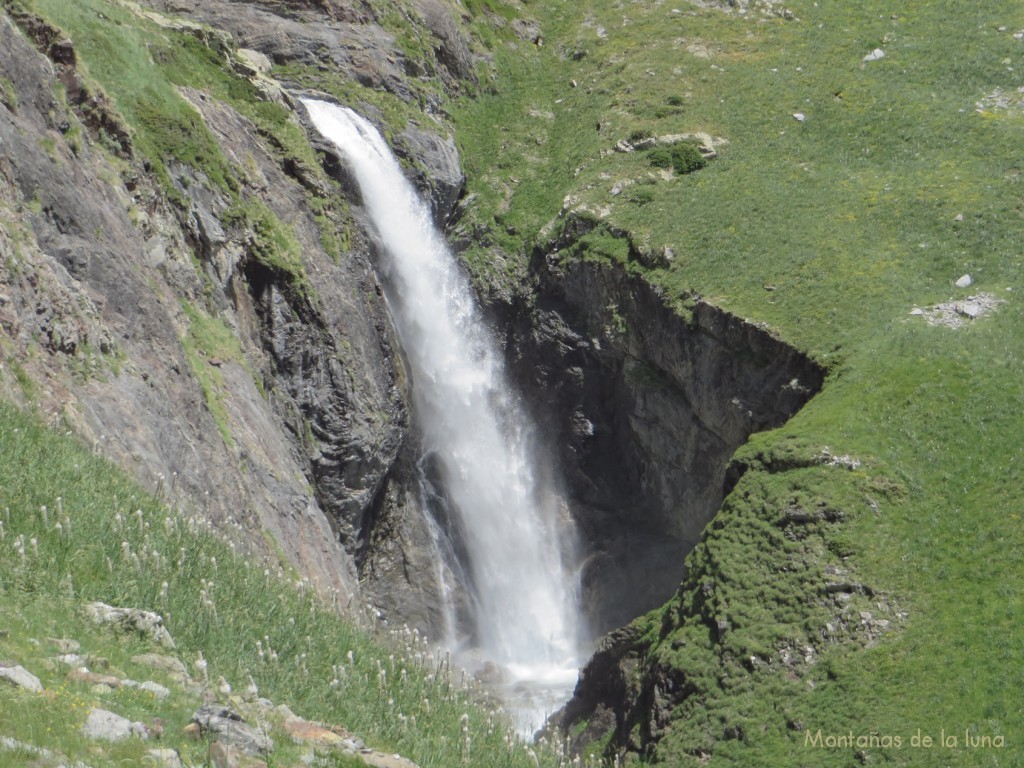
507, 227, 825, 637
357, 206, 824, 646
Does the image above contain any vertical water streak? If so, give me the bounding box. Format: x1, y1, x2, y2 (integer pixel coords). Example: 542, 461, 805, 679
303, 100, 582, 699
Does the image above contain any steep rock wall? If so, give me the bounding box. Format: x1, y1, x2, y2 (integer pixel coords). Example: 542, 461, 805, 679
351, 212, 825, 648
0, 5, 435, 605
503, 220, 825, 636
0, 0, 479, 626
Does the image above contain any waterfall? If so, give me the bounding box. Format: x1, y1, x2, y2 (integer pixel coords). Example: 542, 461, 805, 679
303, 99, 583, 726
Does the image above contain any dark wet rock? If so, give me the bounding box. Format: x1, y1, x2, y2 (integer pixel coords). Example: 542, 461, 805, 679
548, 623, 646, 751
500, 237, 825, 635
394, 124, 465, 227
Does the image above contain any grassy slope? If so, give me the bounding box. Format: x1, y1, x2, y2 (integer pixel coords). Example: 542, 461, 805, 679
0, 400, 579, 767
454, 0, 1024, 765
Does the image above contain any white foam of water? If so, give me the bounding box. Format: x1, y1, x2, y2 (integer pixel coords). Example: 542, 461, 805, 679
303, 99, 584, 728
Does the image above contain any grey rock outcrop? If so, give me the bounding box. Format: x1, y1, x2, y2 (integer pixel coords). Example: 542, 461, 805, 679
146, 749, 184, 768
85, 603, 177, 650
81, 708, 149, 742
132, 653, 190, 681
409, 0, 476, 85
1, 735, 93, 768
139, 680, 172, 699
139, 0, 475, 98
0, 662, 43, 692
208, 740, 265, 768
192, 705, 273, 756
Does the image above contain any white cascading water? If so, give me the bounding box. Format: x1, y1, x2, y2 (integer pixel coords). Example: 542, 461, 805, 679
303, 99, 583, 729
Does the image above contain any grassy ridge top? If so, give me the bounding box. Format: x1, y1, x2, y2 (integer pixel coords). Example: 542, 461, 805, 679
456, 0, 1023, 347
454, 0, 1024, 764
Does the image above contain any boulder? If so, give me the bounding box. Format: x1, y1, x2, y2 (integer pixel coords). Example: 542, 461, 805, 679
209, 741, 268, 768
81, 707, 149, 741
235, 48, 272, 75
191, 706, 273, 756
359, 750, 421, 768
0, 662, 43, 692
957, 301, 982, 318
140, 680, 172, 699
67, 668, 126, 688
146, 749, 184, 768
131, 653, 190, 681
47, 638, 81, 653
281, 717, 350, 748
84, 602, 176, 649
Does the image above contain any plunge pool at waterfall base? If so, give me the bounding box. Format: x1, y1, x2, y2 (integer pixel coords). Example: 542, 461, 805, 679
454, 651, 586, 738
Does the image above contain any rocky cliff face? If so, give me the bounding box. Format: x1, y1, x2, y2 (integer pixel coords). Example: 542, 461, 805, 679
357, 208, 825, 648
499, 219, 825, 636
0, 0, 476, 610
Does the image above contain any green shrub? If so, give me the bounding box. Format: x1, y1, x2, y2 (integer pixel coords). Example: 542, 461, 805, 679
629, 187, 656, 206
647, 143, 707, 175
670, 142, 706, 174
647, 147, 674, 169
628, 128, 653, 144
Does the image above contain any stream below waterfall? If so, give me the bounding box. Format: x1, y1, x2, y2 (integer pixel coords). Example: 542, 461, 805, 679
303, 99, 585, 733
